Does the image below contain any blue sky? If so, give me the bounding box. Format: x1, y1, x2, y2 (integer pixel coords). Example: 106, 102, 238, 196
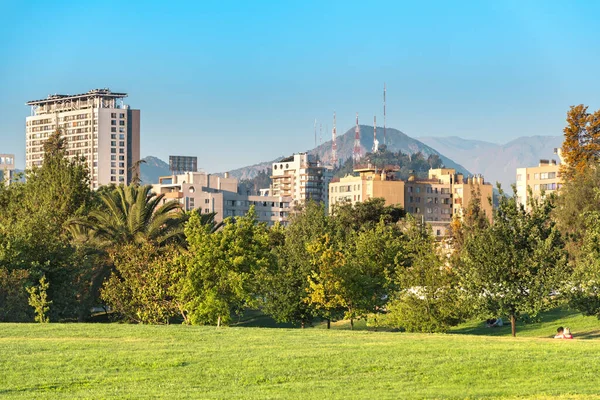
1, 0, 600, 171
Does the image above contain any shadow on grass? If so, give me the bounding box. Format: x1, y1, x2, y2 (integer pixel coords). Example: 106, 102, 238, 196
450, 307, 599, 338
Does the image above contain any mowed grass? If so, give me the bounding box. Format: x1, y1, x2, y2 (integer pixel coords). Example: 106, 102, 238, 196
2, 317, 600, 400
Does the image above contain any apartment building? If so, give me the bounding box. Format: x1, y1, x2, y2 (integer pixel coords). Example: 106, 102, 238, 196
0, 154, 15, 185
516, 155, 562, 209
405, 168, 493, 235
270, 152, 333, 209
26, 89, 140, 189
328, 164, 405, 209
329, 166, 493, 236
152, 171, 293, 226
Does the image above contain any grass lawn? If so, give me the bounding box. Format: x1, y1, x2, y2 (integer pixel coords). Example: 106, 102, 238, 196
2, 312, 600, 399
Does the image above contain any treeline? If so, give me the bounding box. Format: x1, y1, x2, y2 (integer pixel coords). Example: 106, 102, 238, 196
2, 105, 600, 337
334, 146, 443, 179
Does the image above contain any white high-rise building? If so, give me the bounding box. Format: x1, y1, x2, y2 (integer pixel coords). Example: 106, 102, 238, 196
26, 89, 140, 189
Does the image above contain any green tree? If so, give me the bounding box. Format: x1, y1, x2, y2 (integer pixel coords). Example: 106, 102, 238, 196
101, 243, 186, 324
381, 217, 465, 332
182, 207, 273, 326
0, 129, 93, 321
259, 201, 329, 327
70, 184, 185, 249
27, 276, 52, 323
459, 190, 569, 336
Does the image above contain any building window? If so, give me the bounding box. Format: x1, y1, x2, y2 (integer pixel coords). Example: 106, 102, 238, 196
534, 173, 539, 180
516, 174, 522, 181
119, 141, 125, 147
111, 127, 117, 132
111, 169, 116, 174
111, 120, 116, 125
111, 141, 116, 146
119, 113, 125, 118
119, 155, 125, 161
119, 169, 125, 175
111, 113, 116, 118
119, 121, 125, 126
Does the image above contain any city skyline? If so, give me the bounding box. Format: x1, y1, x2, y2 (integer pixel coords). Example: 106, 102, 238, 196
2, 0, 600, 171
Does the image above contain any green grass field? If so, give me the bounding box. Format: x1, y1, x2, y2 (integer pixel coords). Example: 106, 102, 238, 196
1, 309, 600, 399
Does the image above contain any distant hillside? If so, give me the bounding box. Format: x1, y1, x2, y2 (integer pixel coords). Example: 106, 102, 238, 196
417, 136, 564, 190
140, 156, 170, 184
220, 126, 471, 180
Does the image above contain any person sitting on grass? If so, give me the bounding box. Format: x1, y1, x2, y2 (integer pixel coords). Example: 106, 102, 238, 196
486, 318, 503, 328
555, 327, 565, 339
563, 327, 573, 339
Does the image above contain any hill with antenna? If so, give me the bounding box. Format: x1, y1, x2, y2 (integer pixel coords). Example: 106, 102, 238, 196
218, 125, 471, 181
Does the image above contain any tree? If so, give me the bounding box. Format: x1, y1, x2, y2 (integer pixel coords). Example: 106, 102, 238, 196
101, 243, 186, 324
330, 198, 405, 240
458, 190, 569, 336
27, 276, 52, 323
560, 104, 600, 180
70, 184, 185, 249
381, 217, 465, 332
259, 201, 329, 327
0, 129, 94, 321
182, 207, 273, 326
554, 163, 600, 257
567, 196, 600, 319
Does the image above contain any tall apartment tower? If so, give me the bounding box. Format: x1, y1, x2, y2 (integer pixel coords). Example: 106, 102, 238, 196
26, 89, 140, 189
270, 152, 333, 209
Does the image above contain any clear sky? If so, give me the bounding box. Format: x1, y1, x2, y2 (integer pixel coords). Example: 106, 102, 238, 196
1, 0, 600, 171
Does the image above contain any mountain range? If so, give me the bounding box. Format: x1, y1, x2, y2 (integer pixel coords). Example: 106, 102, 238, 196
139, 128, 564, 190
417, 136, 564, 190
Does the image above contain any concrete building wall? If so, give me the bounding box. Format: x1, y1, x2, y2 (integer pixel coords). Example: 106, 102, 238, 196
516, 161, 561, 208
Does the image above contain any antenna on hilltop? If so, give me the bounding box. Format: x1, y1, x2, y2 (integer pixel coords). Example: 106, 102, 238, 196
372, 115, 379, 153
383, 83, 387, 146
314, 119, 317, 148
353, 113, 361, 165
331, 112, 337, 166
319, 123, 323, 146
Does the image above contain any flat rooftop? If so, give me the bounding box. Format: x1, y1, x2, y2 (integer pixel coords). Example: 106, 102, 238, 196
27, 88, 127, 106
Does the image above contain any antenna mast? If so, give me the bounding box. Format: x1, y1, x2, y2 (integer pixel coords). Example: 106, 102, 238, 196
319, 123, 323, 146
314, 119, 317, 148
353, 113, 361, 165
383, 83, 387, 146
331, 112, 337, 166
372, 115, 379, 153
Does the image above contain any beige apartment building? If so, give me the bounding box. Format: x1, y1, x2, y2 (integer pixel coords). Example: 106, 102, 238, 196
26, 89, 140, 189
328, 164, 405, 209
516, 155, 562, 209
0, 154, 15, 185
152, 171, 293, 226
271, 153, 333, 209
329, 166, 493, 236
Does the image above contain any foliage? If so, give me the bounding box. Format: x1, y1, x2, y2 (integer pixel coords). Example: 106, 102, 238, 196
380, 217, 465, 333
333, 147, 443, 180
458, 189, 569, 336
101, 243, 186, 324
0, 268, 31, 322
554, 164, 600, 257
259, 202, 328, 327
27, 276, 52, 323
330, 197, 405, 239
70, 184, 185, 249
0, 129, 93, 321
560, 104, 600, 180
182, 207, 273, 326
567, 207, 600, 319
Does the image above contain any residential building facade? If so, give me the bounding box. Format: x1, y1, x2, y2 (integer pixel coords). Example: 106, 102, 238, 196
329, 166, 493, 236
152, 171, 293, 226
0, 154, 15, 185
26, 89, 140, 189
328, 164, 405, 210
516, 156, 562, 209
270, 152, 333, 209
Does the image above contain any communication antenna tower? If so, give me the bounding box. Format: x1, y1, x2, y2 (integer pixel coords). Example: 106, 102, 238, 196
372, 115, 379, 153
331, 112, 337, 166
383, 83, 387, 146
353, 113, 361, 165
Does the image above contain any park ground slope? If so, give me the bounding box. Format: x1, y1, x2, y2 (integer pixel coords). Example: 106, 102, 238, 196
1, 316, 600, 399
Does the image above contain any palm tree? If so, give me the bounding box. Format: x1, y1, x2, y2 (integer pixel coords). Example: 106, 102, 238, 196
70, 184, 185, 248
